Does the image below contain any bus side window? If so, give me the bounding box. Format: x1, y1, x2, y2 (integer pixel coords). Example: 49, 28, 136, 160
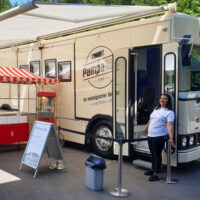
58, 61, 71, 82
164, 53, 175, 109
30, 61, 40, 76
45, 59, 57, 78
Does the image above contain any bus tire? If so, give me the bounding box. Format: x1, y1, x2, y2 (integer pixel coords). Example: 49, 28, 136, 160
92, 120, 113, 158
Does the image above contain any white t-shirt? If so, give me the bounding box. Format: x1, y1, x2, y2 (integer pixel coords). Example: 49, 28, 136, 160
148, 107, 175, 137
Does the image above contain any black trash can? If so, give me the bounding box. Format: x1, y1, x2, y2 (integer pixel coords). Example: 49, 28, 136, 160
85, 155, 106, 190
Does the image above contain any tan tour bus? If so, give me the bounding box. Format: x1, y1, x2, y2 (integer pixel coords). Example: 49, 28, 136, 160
0, 4, 200, 167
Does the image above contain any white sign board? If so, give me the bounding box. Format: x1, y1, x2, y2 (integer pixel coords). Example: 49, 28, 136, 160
20, 121, 65, 178
22, 121, 51, 168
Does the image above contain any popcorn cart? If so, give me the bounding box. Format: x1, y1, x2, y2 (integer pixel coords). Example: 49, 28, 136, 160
0, 67, 59, 146
37, 92, 56, 125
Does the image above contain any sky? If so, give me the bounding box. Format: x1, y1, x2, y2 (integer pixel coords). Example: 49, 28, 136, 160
10, 0, 32, 6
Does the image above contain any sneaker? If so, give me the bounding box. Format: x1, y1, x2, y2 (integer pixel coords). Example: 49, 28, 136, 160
149, 174, 160, 182
49, 163, 57, 170
144, 170, 154, 176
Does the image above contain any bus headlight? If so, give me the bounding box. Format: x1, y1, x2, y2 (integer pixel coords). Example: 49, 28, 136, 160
189, 136, 194, 146
182, 137, 187, 147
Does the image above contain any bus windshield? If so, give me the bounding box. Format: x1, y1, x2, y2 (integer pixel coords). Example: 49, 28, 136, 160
179, 46, 200, 99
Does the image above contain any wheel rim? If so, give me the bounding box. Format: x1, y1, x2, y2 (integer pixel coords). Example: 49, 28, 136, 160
95, 126, 113, 152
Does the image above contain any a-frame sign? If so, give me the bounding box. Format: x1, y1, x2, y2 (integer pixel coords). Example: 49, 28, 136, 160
19, 121, 65, 178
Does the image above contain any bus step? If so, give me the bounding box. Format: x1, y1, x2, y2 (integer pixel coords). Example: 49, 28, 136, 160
132, 159, 151, 169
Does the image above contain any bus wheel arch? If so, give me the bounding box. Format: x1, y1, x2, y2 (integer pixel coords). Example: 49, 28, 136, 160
85, 115, 113, 158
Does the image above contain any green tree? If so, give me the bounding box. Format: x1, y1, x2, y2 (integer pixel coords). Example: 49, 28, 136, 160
131, 0, 168, 6
176, 0, 200, 17
0, 0, 11, 13
131, 0, 200, 17
59, 0, 123, 5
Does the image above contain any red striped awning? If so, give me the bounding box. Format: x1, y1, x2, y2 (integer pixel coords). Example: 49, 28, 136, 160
0, 67, 60, 85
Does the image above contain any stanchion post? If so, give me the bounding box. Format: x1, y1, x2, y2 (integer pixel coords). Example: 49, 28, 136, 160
117, 139, 123, 193
165, 139, 178, 184
109, 139, 131, 197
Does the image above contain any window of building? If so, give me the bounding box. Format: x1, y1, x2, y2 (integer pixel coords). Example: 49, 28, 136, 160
30, 61, 40, 76
45, 59, 56, 78
58, 61, 71, 82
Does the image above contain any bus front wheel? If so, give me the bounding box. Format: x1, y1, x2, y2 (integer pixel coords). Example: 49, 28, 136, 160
92, 120, 113, 158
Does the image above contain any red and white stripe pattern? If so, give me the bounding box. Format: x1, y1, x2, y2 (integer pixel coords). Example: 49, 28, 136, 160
0, 67, 59, 85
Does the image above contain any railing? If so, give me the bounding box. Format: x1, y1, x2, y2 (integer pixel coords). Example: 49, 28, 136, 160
58, 127, 178, 197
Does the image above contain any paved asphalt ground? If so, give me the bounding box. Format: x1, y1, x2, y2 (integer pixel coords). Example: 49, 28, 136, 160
0, 143, 200, 200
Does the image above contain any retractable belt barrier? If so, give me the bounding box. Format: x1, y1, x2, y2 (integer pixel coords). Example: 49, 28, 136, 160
58, 127, 178, 197
58, 126, 148, 198
58, 126, 147, 144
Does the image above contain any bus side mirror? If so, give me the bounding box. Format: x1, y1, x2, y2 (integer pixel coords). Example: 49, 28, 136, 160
182, 53, 191, 66
181, 44, 192, 66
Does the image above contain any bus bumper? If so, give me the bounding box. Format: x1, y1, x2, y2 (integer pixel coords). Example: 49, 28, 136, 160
178, 147, 200, 163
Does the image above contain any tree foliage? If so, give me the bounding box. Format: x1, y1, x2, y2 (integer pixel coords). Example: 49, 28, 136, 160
0, 0, 11, 13
176, 0, 200, 18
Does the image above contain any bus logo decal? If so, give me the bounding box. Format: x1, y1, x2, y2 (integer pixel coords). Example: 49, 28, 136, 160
83, 46, 113, 89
